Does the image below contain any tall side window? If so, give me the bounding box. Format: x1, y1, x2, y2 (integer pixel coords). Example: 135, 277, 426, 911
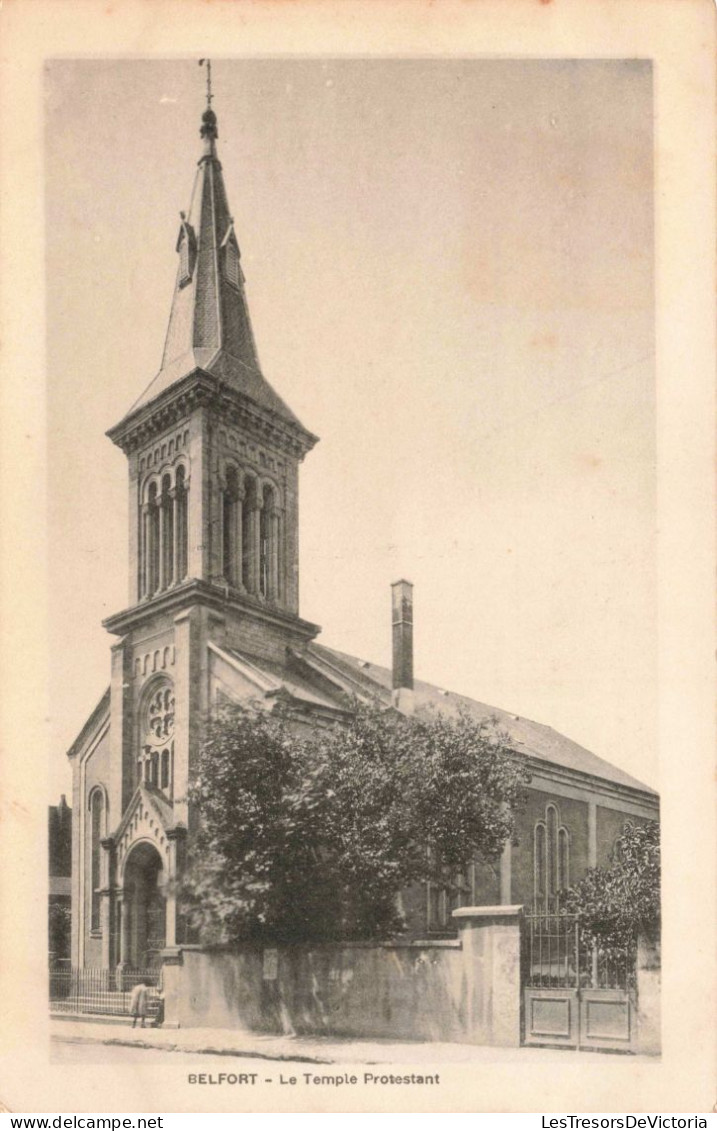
546, 805, 558, 900
558, 827, 569, 893
533, 823, 546, 909
222, 466, 240, 585
147, 482, 159, 595
160, 474, 174, 589
259, 485, 273, 598
241, 476, 257, 593
533, 803, 570, 911
89, 790, 104, 933
175, 465, 188, 582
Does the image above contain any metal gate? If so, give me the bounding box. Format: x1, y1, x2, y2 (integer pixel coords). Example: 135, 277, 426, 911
522, 911, 635, 1052
49, 966, 162, 1017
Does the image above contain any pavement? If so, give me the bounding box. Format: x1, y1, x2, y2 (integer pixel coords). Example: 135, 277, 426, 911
50, 1015, 650, 1065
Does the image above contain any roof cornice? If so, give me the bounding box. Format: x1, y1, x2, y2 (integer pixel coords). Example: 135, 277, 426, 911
102, 577, 321, 642
525, 756, 659, 811
107, 369, 318, 459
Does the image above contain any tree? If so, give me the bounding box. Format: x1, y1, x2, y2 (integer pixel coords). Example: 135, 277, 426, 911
562, 819, 660, 955
181, 701, 530, 945
49, 901, 72, 961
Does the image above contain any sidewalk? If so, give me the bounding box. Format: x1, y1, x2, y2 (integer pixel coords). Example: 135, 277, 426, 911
50, 1016, 649, 1065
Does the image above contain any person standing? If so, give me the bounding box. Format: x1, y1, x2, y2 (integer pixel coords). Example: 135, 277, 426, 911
129, 979, 149, 1028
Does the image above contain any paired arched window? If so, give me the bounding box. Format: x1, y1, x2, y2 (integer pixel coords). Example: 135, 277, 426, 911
88, 788, 106, 933
140, 464, 188, 598
222, 468, 281, 602
533, 803, 570, 911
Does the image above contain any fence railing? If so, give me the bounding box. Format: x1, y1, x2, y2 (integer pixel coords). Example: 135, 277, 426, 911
524, 911, 635, 991
49, 967, 162, 1016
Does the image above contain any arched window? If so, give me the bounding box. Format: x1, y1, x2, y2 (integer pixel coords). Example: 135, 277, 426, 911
222, 466, 240, 585
241, 476, 257, 593
175, 465, 188, 582
89, 789, 105, 933
533, 823, 546, 909
558, 827, 570, 892
546, 805, 558, 900
533, 802, 569, 911
161, 474, 174, 588
147, 481, 159, 595
259, 485, 274, 598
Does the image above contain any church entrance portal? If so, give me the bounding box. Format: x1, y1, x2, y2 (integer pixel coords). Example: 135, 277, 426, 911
121, 842, 166, 969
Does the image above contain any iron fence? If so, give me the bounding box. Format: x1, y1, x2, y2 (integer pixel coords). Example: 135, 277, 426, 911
49, 967, 162, 1016
524, 910, 580, 988
579, 931, 636, 992
524, 911, 635, 992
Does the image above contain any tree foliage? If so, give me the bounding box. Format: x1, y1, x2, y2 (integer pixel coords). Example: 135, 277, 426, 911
562, 819, 660, 952
181, 701, 530, 945
49, 901, 72, 959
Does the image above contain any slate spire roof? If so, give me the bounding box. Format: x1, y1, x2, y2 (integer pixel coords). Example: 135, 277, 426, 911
119, 95, 308, 435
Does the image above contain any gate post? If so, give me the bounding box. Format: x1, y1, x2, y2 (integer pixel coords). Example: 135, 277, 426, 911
159, 947, 185, 1028
453, 905, 523, 1047
635, 934, 661, 1054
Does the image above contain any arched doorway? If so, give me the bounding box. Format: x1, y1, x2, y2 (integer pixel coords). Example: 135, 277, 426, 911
122, 842, 166, 968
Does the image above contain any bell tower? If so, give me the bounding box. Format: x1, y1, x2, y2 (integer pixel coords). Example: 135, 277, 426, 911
92, 76, 320, 964
107, 94, 317, 619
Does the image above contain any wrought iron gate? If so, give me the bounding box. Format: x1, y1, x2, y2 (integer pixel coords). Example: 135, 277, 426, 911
49, 966, 162, 1017
522, 911, 635, 1052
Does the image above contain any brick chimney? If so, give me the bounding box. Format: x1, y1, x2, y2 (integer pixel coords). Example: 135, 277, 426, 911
391, 579, 414, 715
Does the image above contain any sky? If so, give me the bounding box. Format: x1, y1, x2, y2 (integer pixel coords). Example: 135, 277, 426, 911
45, 57, 656, 799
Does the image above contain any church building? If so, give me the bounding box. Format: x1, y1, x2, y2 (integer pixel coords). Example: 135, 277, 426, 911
68, 92, 658, 974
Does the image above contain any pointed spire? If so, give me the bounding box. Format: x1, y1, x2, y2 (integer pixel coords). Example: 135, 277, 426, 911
113, 63, 316, 450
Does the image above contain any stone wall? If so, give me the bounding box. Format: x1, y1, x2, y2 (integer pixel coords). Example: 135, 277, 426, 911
162, 906, 523, 1046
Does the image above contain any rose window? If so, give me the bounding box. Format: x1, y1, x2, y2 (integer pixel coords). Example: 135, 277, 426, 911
146, 684, 175, 745
138, 680, 175, 796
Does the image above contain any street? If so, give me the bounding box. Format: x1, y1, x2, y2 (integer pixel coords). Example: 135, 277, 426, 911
51, 1036, 281, 1070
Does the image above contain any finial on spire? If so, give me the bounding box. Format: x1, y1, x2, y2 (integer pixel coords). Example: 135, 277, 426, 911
199, 58, 213, 107
198, 59, 218, 147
